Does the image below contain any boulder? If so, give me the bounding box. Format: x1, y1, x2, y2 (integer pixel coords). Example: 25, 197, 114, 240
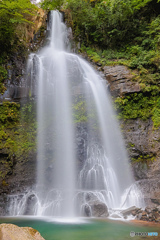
103, 65, 141, 97
90, 201, 109, 217
120, 206, 139, 217
78, 192, 109, 217
0, 224, 45, 240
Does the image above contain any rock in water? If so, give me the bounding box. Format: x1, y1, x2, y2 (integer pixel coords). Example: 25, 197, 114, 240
90, 201, 109, 217
120, 206, 139, 217
0, 224, 45, 240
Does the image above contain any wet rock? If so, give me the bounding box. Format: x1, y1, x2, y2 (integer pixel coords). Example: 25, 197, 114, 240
103, 65, 141, 97
110, 213, 122, 218
142, 211, 147, 216
151, 198, 160, 205
156, 217, 160, 223
131, 210, 137, 216
0, 207, 5, 216
103, 65, 160, 208
121, 206, 139, 217
0, 224, 45, 240
90, 201, 109, 217
137, 179, 160, 208
141, 211, 148, 221
78, 192, 109, 217
133, 206, 160, 222
84, 204, 91, 217
137, 213, 142, 220
148, 213, 153, 219
152, 211, 160, 219
24, 194, 37, 215
156, 205, 160, 212
145, 207, 152, 214
121, 117, 160, 207
96, 62, 102, 67
75, 123, 88, 168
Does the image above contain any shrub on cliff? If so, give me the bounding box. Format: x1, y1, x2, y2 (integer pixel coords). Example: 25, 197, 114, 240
0, 0, 37, 56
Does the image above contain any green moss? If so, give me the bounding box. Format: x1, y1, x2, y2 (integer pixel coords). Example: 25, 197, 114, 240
128, 142, 135, 147
0, 101, 37, 163
73, 96, 87, 123
131, 153, 156, 164
152, 98, 160, 129
115, 93, 160, 128
2, 179, 8, 186
0, 65, 7, 94
80, 46, 130, 67
115, 93, 154, 120
0, 102, 20, 126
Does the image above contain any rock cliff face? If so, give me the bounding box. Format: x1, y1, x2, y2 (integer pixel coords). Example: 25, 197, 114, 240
103, 64, 160, 208
0, 10, 47, 215
0, 9, 47, 103
103, 65, 141, 97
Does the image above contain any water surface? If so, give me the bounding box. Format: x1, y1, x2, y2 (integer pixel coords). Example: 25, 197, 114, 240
0, 217, 159, 240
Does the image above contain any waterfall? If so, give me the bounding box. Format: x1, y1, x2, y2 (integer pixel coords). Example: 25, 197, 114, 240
8, 10, 144, 218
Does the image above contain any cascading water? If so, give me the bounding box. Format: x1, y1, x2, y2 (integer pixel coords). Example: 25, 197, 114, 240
8, 10, 144, 218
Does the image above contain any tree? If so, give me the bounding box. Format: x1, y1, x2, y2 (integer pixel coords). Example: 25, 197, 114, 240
40, 0, 65, 10
0, 0, 37, 55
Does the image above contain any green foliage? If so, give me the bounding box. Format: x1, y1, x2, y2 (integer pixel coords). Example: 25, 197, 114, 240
64, 0, 160, 48
40, 0, 65, 10
73, 96, 87, 123
69, 1, 160, 129
152, 98, 160, 128
0, 101, 37, 162
0, 65, 7, 94
115, 93, 160, 128
0, 102, 20, 126
131, 153, 155, 163
115, 93, 153, 120
0, 0, 37, 55
81, 45, 131, 66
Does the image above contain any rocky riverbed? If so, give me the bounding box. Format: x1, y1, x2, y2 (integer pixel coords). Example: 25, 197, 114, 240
120, 206, 160, 222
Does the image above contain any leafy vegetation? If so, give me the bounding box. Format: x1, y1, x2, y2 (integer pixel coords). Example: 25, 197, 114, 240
115, 93, 160, 127
40, 0, 64, 9
0, 101, 37, 162
0, 100, 37, 182
0, 0, 38, 96
0, 66, 7, 94
73, 96, 87, 123
0, 0, 37, 56
50, 0, 160, 129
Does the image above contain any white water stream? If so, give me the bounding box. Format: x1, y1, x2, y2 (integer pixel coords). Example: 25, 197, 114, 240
8, 10, 144, 218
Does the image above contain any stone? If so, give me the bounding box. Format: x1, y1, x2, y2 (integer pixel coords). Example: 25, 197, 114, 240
0, 224, 45, 240
121, 206, 139, 217
156, 205, 160, 213
137, 213, 142, 220
110, 213, 121, 219
131, 210, 137, 216
90, 201, 109, 217
77, 192, 109, 217
145, 207, 152, 214
84, 204, 91, 217
142, 211, 147, 216
155, 217, 160, 223
103, 65, 141, 97
152, 212, 160, 219
148, 213, 153, 218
